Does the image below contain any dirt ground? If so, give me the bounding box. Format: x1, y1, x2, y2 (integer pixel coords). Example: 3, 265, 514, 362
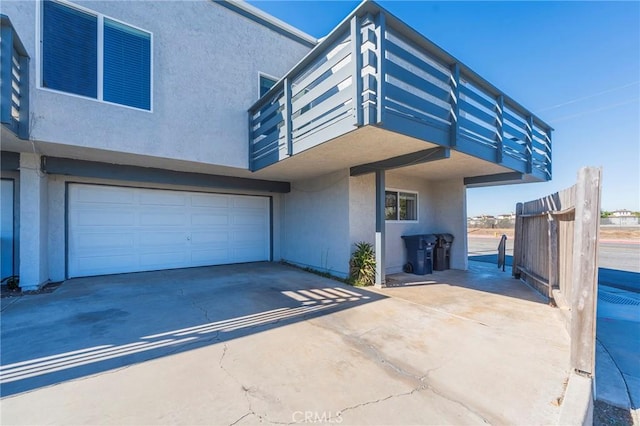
468, 227, 640, 241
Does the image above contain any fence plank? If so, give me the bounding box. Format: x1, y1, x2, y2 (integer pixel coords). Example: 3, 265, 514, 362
570, 167, 601, 376
512, 202, 523, 278
548, 215, 558, 299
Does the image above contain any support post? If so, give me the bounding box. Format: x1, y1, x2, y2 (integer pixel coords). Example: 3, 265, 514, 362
19, 153, 49, 290
375, 170, 385, 286
570, 167, 601, 376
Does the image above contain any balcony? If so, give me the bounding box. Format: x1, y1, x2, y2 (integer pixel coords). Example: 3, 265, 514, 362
0, 14, 29, 140
249, 2, 552, 184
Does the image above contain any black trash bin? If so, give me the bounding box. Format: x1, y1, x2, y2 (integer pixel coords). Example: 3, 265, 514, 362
401, 234, 437, 275
434, 233, 454, 271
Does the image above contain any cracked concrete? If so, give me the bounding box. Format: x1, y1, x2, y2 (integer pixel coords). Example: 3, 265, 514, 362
0, 262, 570, 425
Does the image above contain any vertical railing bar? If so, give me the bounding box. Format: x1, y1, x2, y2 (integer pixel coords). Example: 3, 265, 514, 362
376, 12, 386, 124
1, 24, 14, 125
449, 63, 460, 147
495, 94, 504, 164
526, 115, 533, 173
248, 106, 255, 171
546, 127, 553, 179
351, 16, 362, 127
284, 77, 293, 156
17, 54, 29, 139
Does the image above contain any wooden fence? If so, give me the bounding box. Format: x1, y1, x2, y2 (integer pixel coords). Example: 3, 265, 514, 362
513, 167, 602, 376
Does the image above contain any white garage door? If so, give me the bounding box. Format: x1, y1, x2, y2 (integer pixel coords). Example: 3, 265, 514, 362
68, 184, 270, 278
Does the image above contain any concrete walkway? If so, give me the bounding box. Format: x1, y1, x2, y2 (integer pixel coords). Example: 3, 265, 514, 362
468, 250, 640, 420
1, 262, 570, 425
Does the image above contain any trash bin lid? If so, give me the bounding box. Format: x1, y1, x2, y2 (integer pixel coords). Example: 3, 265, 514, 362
436, 233, 454, 242
420, 234, 437, 244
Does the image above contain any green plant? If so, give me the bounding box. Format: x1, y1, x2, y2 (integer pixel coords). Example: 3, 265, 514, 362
2, 275, 20, 291
349, 242, 376, 287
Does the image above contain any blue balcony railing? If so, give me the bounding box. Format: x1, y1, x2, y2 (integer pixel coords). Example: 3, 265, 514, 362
1, 14, 29, 139
249, 2, 552, 181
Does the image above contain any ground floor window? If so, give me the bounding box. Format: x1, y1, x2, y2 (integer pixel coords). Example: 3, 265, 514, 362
385, 190, 418, 221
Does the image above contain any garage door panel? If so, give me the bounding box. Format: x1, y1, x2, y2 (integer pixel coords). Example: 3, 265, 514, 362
191, 194, 229, 208
233, 228, 266, 242
139, 251, 189, 268
231, 247, 267, 263
139, 211, 187, 226
191, 231, 229, 245
75, 210, 136, 226
233, 196, 267, 209
138, 231, 188, 247
74, 185, 135, 204
74, 232, 135, 250
191, 212, 229, 226
233, 212, 267, 226
191, 248, 229, 265
139, 191, 187, 206
68, 184, 270, 278
73, 254, 139, 276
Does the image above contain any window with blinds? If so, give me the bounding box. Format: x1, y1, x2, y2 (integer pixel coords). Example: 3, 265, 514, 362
41, 1, 152, 111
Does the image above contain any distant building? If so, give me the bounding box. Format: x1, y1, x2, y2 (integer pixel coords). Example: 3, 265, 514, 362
611, 210, 634, 217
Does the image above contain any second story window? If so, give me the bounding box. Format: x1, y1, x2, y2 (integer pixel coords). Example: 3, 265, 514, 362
259, 75, 277, 97
41, 0, 152, 111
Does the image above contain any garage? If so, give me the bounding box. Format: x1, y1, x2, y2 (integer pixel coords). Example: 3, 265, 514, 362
68, 184, 270, 278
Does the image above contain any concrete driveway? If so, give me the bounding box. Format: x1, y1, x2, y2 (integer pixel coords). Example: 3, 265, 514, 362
1, 262, 570, 425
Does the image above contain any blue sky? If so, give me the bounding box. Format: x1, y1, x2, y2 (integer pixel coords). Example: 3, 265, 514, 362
248, 0, 640, 216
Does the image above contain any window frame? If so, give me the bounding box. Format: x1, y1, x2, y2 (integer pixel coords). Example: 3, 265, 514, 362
385, 188, 419, 223
258, 72, 278, 98
37, 0, 153, 112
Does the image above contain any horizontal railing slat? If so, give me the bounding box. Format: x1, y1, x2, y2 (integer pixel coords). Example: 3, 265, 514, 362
292, 64, 351, 113
385, 60, 450, 102
292, 41, 351, 98
459, 83, 495, 111
292, 88, 352, 131
459, 99, 495, 127
459, 116, 497, 143
292, 103, 352, 140
252, 111, 284, 139
385, 82, 450, 121
385, 38, 450, 84
252, 98, 284, 127
385, 98, 449, 127
502, 122, 527, 142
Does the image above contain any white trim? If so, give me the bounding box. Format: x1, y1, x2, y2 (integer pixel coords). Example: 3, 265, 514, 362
36, 0, 153, 112
228, 1, 317, 45
385, 188, 419, 223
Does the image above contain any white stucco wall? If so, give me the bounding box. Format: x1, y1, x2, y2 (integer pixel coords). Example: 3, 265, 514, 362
3, 0, 311, 169
19, 153, 49, 289
281, 170, 351, 278
430, 178, 468, 270
384, 173, 437, 274
348, 172, 468, 275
